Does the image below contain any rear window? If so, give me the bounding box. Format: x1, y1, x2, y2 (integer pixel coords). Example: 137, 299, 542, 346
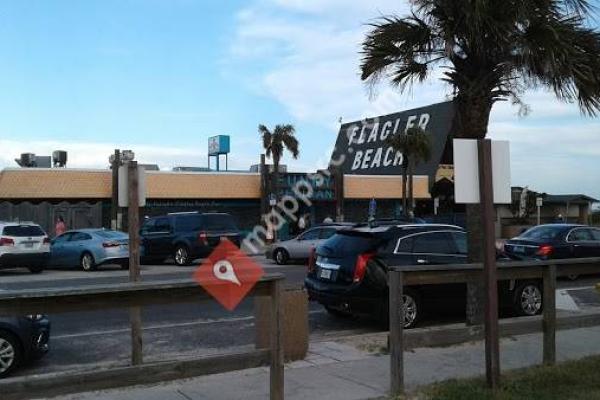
202, 215, 237, 231
520, 226, 563, 240
323, 232, 381, 255
2, 225, 45, 237
96, 230, 128, 239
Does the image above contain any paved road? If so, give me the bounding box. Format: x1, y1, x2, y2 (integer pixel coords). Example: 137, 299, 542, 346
1, 258, 599, 377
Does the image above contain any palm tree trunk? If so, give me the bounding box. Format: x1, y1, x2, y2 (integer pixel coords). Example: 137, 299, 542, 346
402, 157, 408, 218
272, 157, 280, 241
408, 158, 414, 214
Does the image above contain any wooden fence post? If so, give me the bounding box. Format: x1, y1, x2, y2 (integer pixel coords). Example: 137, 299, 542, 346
543, 264, 557, 365
389, 270, 404, 395
270, 279, 284, 400
128, 161, 143, 366
478, 139, 500, 389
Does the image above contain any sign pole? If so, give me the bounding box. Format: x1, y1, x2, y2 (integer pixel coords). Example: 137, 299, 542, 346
111, 149, 120, 230
127, 161, 143, 365
478, 139, 500, 389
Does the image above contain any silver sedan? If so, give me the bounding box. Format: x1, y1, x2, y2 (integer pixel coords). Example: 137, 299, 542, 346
266, 225, 348, 265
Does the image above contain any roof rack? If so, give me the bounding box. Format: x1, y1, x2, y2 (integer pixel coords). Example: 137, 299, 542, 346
167, 211, 200, 215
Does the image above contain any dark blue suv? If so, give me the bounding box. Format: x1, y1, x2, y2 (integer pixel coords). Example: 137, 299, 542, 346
141, 212, 241, 266
0, 315, 50, 378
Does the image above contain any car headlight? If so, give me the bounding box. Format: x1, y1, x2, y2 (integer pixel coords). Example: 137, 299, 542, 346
25, 314, 45, 321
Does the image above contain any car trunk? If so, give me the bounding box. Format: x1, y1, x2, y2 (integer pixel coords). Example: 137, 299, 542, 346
504, 239, 544, 259
315, 232, 382, 285
2, 225, 47, 253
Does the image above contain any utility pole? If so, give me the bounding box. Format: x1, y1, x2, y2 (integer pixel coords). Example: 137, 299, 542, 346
127, 160, 142, 365
478, 139, 500, 390
111, 149, 121, 230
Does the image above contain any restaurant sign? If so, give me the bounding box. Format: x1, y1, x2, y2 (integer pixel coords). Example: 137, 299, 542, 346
329, 101, 455, 177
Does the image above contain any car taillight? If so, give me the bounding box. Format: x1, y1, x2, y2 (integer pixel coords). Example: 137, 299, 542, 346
43, 237, 51, 244
102, 242, 120, 248
353, 252, 375, 283
536, 245, 554, 257
198, 231, 208, 245
307, 247, 316, 273
0, 237, 14, 246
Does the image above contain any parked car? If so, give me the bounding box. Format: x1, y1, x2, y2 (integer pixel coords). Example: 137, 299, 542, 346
0, 222, 50, 274
504, 224, 600, 279
305, 224, 543, 329
266, 223, 354, 265
48, 229, 129, 271
0, 311, 50, 378
140, 212, 241, 266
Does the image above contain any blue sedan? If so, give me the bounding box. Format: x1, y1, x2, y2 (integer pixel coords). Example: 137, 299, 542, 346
49, 229, 129, 271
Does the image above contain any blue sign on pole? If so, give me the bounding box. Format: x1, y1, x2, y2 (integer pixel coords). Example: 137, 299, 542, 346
368, 198, 377, 220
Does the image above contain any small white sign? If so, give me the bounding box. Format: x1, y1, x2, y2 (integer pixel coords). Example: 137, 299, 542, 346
118, 166, 147, 207
453, 139, 511, 204
536, 197, 543, 207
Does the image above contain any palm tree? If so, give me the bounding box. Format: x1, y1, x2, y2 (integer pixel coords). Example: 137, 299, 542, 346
259, 124, 300, 202
360, 0, 600, 263
386, 127, 432, 218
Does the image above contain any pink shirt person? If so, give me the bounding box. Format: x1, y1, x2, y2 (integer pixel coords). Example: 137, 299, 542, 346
55, 217, 66, 237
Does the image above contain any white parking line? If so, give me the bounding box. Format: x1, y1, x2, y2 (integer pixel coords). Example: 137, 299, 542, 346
53, 316, 255, 339
53, 309, 326, 340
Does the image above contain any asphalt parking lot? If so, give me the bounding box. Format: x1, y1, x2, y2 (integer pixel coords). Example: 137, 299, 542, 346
1, 258, 599, 377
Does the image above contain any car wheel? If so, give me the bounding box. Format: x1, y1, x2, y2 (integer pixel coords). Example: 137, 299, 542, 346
274, 248, 289, 265
324, 305, 352, 318
400, 290, 421, 329
28, 265, 44, 274
80, 252, 96, 272
0, 331, 22, 379
174, 245, 191, 266
513, 282, 543, 316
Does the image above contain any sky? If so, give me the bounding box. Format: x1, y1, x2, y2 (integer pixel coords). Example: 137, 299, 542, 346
0, 0, 599, 200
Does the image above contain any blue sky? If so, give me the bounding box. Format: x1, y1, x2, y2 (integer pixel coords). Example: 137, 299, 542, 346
0, 0, 599, 200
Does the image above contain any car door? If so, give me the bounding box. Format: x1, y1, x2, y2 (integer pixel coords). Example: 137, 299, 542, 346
567, 228, 597, 257
49, 233, 73, 266
67, 232, 94, 266
410, 231, 466, 309
590, 228, 600, 256
411, 231, 460, 265
289, 228, 321, 259
146, 217, 173, 258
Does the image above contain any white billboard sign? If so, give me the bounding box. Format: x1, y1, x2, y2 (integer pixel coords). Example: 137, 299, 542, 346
453, 139, 511, 204
118, 166, 147, 207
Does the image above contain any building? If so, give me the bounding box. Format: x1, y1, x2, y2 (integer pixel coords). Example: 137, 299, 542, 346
0, 167, 431, 237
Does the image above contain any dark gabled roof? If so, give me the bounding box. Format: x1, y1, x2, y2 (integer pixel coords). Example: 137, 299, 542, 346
543, 194, 599, 204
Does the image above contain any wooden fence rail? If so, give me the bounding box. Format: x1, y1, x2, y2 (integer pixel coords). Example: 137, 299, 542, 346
0, 274, 285, 400
388, 257, 600, 395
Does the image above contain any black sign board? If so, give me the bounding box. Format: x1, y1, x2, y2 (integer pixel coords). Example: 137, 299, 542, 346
329, 101, 455, 177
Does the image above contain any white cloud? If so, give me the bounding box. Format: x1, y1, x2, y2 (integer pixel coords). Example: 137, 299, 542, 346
227, 0, 600, 199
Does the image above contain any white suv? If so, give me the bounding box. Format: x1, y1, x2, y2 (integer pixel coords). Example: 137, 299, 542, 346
0, 222, 50, 274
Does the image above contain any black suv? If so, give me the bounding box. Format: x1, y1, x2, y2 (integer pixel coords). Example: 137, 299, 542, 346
140, 212, 240, 266
305, 224, 543, 328
0, 315, 50, 378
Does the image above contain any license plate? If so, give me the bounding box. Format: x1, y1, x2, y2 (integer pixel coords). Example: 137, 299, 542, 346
24, 242, 34, 248
513, 245, 525, 253
320, 269, 332, 280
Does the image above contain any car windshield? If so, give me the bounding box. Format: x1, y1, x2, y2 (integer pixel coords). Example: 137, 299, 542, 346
95, 230, 128, 239
520, 226, 563, 240
2, 225, 45, 237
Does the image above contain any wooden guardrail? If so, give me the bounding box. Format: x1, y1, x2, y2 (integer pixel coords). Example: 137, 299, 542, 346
388, 257, 600, 395
0, 274, 285, 400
